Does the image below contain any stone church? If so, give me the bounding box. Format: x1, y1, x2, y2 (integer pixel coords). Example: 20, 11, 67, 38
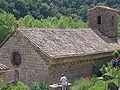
0, 6, 120, 85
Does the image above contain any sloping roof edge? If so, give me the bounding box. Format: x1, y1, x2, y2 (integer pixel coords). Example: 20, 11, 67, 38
0, 28, 117, 61
17, 28, 115, 60
16, 28, 117, 59
50, 51, 114, 65
0, 30, 52, 65
18, 30, 53, 65
53, 50, 114, 59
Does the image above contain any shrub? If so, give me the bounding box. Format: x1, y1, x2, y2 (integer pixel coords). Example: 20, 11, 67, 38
70, 78, 93, 90
112, 51, 120, 58
0, 81, 28, 90
108, 82, 118, 90
30, 81, 48, 90
0, 84, 13, 90
116, 49, 120, 54
13, 82, 29, 90
0, 9, 16, 44
88, 81, 108, 90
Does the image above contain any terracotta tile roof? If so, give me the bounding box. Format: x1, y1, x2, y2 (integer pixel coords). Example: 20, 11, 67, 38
17, 28, 120, 58
0, 63, 10, 72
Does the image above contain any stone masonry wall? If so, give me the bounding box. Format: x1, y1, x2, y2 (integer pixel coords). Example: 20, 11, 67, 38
0, 31, 49, 86
89, 7, 118, 38
49, 55, 113, 84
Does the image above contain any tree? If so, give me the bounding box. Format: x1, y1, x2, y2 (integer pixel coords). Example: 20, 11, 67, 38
0, 10, 16, 43
19, 15, 88, 29
0, 0, 120, 21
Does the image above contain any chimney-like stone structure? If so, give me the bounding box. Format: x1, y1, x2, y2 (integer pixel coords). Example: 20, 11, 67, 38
89, 6, 118, 38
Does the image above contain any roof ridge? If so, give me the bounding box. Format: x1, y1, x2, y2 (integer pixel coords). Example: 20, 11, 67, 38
17, 27, 91, 31
89, 6, 118, 12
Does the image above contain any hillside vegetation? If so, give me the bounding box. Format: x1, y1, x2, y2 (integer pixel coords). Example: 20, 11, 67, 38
0, 0, 120, 44
0, 10, 88, 43
0, 0, 120, 21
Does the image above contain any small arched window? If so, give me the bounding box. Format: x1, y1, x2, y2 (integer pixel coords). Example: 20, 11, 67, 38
111, 16, 114, 26
97, 16, 101, 24
11, 52, 22, 66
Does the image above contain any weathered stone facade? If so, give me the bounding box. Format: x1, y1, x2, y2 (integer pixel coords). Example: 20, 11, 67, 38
49, 53, 113, 84
0, 6, 119, 86
0, 31, 49, 85
0, 32, 114, 85
89, 6, 118, 38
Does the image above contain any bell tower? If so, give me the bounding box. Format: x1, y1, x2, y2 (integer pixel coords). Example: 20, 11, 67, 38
89, 6, 118, 38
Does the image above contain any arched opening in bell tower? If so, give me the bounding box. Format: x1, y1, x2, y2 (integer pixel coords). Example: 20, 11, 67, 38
97, 16, 101, 24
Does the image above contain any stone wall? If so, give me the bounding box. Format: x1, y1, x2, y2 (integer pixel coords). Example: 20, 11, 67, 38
0, 31, 49, 86
0, 72, 7, 79
49, 55, 113, 84
0, 30, 115, 86
89, 7, 118, 38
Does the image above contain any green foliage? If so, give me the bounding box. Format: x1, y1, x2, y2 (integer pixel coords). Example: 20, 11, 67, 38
0, 10, 88, 44
13, 82, 29, 90
107, 68, 119, 76
30, 81, 48, 90
88, 81, 107, 90
0, 84, 13, 90
108, 82, 118, 90
0, 82, 29, 90
112, 51, 119, 58
0, 9, 16, 43
116, 49, 120, 54
100, 61, 113, 75
0, 80, 48, 90
112, 49, 120, 58
0, 78, 3, 83
1, 1, 120, 43
70, 78, 93, 90
1, 0, 120, 21
93, 62, 120, 89
88, 79, 119, 90
19, 15, 88, 29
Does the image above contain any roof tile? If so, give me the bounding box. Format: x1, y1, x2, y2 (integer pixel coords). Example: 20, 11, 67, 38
17, 28, 120, 58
